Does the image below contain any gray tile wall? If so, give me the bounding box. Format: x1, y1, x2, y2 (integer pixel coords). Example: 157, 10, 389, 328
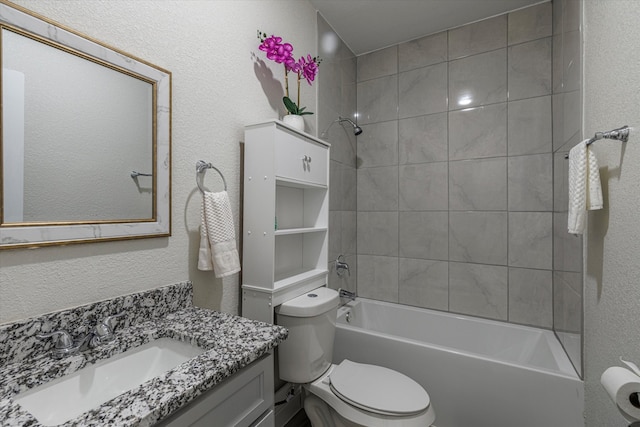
552, 0, 583, 376
355, 3, 556, 329
317, 15, 358, 294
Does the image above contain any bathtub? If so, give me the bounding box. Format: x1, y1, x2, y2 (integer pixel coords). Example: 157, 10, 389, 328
333, 298, 584, 427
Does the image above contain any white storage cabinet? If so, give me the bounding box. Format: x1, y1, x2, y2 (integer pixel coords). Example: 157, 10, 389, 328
242, 121, 329, 324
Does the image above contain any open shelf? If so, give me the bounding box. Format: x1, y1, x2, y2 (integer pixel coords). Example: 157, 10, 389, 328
274, 232, 326, 283
274, 268, 328, 290
276, 176, 327, 190
275, 184, 327, 230
275, 227, 327, 236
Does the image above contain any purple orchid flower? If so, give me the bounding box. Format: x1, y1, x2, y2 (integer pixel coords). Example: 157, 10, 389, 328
258, 30, 321, 116
299, 54, 319, 85
259, 35, 294, 65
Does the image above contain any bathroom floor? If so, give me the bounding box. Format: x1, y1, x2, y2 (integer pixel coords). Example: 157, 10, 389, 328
285, 410, 311, 427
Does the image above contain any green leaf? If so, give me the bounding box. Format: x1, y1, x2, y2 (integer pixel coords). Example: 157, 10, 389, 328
283, 96, 298, 114
282, 96, 313, 115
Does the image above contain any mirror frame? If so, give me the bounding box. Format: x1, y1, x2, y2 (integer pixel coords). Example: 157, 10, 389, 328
0, 0, 171, 249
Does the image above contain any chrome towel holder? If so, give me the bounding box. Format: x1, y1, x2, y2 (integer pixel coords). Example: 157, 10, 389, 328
196, 160, 227, 193
564, 125, 631, 158
586, 125, 630, 146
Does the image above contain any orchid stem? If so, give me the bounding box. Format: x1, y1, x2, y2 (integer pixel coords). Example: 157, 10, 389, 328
284, 66, 290, 103
297, 72, 301, 108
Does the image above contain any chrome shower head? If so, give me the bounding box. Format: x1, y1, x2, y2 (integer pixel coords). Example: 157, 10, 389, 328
339, 117, 363, 135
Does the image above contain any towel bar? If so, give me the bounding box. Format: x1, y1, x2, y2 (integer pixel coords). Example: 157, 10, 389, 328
587, 125, 630, 145
196, 160, 228, 193
564, 125, 631, 158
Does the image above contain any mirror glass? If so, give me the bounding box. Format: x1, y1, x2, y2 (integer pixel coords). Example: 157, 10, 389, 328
3, 27, 154, 223
0, 1, 171, 248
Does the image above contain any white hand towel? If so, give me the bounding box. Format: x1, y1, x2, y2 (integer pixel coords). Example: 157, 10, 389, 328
198, 191, 241, 278
567, 139, 603, 234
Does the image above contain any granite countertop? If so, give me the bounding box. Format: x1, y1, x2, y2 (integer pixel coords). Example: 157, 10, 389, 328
0, 283, 287, 426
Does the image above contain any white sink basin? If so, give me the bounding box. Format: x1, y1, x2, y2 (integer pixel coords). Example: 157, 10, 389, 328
15, 338, 207, 426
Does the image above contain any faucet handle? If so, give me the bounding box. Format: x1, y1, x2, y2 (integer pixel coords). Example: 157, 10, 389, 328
102, 311, 125, 328
95, 312, 125, 342
336, 254, 350, 277
37, 330, 74, 349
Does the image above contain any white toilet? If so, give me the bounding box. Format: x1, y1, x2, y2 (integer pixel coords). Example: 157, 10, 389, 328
275, 287, 435, 427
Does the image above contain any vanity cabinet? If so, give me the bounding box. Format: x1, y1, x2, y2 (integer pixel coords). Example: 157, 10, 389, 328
242, 121, 330, 324
156, 353, 274, 427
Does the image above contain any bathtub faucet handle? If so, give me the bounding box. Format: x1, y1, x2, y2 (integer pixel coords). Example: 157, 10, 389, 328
336, 254, 350, 277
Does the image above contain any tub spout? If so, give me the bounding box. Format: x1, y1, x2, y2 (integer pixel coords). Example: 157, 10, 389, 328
338, 288, 356, 301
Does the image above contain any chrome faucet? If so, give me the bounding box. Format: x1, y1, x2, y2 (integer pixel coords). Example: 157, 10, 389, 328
338, 288, 356, 301
36, 330, 85, 359
336, 254, 350, 277
93, 312, 125, 344
38, 312, 125, 359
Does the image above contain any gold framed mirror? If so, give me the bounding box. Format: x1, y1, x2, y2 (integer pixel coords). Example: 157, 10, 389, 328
0, 0, 171, 249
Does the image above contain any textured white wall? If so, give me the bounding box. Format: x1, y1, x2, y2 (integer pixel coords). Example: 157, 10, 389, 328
0, 0, 318, 324
583, 1, 640, 426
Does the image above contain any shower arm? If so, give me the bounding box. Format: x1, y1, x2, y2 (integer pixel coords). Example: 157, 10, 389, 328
320, 116, 363, 138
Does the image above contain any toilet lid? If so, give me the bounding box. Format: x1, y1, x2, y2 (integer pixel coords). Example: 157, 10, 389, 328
329, 360, 430, 416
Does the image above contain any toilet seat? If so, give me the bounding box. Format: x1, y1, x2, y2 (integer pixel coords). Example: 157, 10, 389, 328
329, 359, 430, 416
306, 361, 435, 427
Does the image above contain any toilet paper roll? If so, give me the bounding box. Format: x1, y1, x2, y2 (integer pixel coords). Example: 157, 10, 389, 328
601, 366, 640, 421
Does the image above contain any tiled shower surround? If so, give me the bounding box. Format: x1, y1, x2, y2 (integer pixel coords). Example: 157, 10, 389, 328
318, 0, 583, 375
355, 3, 557, 328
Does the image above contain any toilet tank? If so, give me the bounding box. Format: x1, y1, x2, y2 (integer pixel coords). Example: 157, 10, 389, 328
275, 287, 340, 384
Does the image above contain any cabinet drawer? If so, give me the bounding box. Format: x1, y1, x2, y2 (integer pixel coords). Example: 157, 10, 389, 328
157, 354, 274, 427
275, 130, 328, 186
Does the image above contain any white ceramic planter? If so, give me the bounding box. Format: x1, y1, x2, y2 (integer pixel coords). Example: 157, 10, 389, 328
282, 114, 305, 132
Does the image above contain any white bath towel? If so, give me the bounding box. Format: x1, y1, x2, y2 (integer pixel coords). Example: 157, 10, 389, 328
198, 191, 241, 278
567, 139, 603, 234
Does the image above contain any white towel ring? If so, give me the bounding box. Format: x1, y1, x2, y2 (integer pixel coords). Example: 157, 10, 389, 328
196, 160, 227, 193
